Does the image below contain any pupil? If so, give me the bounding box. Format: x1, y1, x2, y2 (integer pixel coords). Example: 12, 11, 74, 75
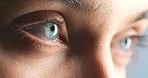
125, 39, 128, 44
50, 25, 55, 31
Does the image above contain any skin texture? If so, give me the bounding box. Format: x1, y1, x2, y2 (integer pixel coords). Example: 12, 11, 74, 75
0, 0, 148, 78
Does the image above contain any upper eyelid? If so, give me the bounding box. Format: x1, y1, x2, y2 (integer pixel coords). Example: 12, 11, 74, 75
10, 10, 65, 28
12, 19, 63, 29
112, 28, 138, 41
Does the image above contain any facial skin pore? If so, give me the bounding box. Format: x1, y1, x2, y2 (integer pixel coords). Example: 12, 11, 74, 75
0, 0, 148, 78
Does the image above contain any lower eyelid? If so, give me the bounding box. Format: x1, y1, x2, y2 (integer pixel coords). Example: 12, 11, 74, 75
111, 49, 133, 57
111, 48, 133, 66
0, 28, 64, 59
12, 29, 68, 57
15, 28, 63, 48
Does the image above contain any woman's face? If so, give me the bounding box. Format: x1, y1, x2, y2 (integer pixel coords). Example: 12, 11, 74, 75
0, 0, 148, 78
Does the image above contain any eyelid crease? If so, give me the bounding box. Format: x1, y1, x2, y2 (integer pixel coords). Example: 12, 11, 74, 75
10, 10, 65, 29
114, 28, 137, 40
11, 19, 63, 29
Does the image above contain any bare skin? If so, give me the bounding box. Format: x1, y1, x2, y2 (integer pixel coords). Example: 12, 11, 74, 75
0, 0, 148, 78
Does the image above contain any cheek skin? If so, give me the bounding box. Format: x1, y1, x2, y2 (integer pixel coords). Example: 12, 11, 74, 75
0, 50, 112, 78
0, 26, 115, 78
0, 51, 69, 78
111, 47, 133, 78
111, 49, 133, 67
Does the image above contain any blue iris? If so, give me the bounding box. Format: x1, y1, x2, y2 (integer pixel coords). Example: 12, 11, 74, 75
44, 22, 59, 40
120, 37, 132, 51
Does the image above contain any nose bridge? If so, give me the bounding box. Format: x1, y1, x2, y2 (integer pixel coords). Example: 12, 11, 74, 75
96, 48, 115, 78
69, 25, 115, 78
81, 47, 115, 78
91, 35, 115, 78
96, 25, 115, 77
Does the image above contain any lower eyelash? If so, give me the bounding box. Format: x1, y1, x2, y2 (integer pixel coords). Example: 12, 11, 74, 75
14, 29, 28, 40
13, 28, 62, 50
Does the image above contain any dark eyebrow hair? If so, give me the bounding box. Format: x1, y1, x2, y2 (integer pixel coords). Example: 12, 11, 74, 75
131, 11, 148, 23
59, 0, 81, 8
54, 0, 107, 13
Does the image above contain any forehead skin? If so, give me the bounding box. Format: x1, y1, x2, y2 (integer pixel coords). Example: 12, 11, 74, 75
0, 0, 148, 27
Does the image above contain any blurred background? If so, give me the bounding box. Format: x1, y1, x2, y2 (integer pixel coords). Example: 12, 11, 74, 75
127, 27, 148, 78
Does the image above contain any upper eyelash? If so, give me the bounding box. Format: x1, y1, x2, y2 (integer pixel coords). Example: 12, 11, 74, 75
9, 10, 65, 30
10, 19, 63, 29
131, 32, 148, 54
12, 26, 62, 48
136, 35, 148, 47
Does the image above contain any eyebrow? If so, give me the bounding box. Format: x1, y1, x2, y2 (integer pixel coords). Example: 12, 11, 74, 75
58, 0, 81, 8
54, 0, 106, 13
131, 11, 148, 23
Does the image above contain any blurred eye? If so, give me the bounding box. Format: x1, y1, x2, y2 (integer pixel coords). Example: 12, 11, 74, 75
111, 28, 139, 66
111, 36, 137, 53
120, 37, 132, 51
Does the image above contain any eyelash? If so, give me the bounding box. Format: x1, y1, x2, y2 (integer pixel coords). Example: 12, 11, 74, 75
110, 28, 148, 60
15, 20, 60, 38
14, 22, 66, 49
10, 11, 68, 49
133, 34, 148, 50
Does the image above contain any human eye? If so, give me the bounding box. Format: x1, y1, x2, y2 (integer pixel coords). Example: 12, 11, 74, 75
0, 10, 69, 56
111, 27, 148, 66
